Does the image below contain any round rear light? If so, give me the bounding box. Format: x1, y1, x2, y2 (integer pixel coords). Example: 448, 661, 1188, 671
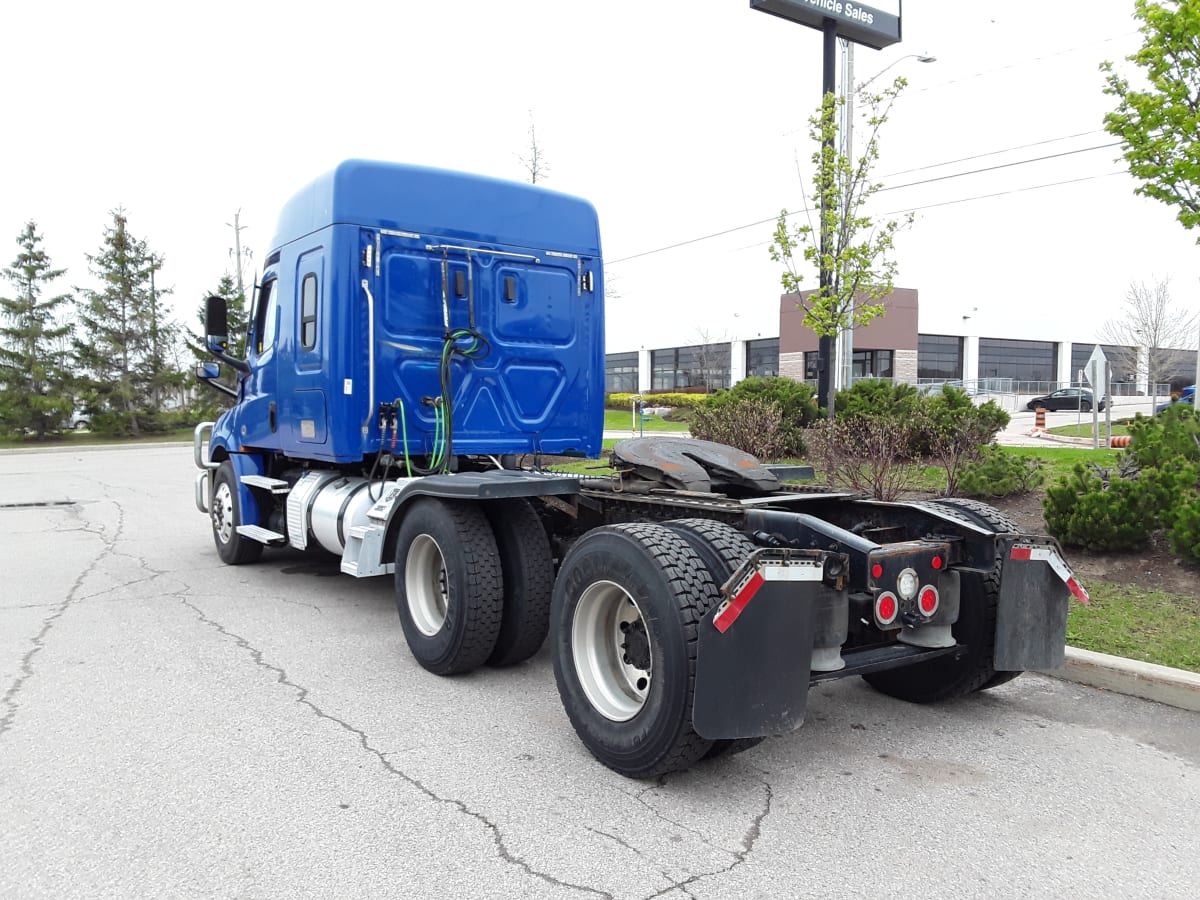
876, 592, 898, 625
897, 567, 919, 600
931, 556, 943, 570
871, 563, 883, 579
919, 586, 939, 616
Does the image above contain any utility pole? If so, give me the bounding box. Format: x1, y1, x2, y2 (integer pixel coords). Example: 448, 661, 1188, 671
227, 210, 251, 302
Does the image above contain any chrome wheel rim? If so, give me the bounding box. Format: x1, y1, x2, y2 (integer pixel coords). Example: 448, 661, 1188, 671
571, 581, 652, 722
406, 534, 448, 636
213, 481, 234, 545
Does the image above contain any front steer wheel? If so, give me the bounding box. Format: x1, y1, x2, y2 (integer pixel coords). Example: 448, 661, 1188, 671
210, 461, 263, 565
394, 498, 503, 675
551, 523, 720, 778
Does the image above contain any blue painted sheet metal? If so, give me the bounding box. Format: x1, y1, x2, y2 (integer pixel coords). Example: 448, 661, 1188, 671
271, 160, 602, 257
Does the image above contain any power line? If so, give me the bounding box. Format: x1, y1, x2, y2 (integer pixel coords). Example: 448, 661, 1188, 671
878, 141, 1122, 194
725, 170, 1130, 253
607, 142, 1126, 265
879, 130, 1107, 179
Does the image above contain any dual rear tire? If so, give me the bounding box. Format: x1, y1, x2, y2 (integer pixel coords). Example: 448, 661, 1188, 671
394, 507, 765, 777
394, 497, 554, 675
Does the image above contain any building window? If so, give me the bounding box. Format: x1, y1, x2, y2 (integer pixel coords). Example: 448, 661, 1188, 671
853, 349, 892, 380
804, 351, 819, 381
917, 334, 963, 381
746, 338, 779, 378
300, 274, 318, 350
651, 343, 730, 392
605, 351, 639, 393
978, 337, 1057, 386
1071, 343, 1134, 384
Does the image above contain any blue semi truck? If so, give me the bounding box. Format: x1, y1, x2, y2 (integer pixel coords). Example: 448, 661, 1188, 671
194, 160, 1087, 777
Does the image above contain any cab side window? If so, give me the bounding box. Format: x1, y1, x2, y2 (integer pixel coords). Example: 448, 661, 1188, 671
255, 278, 278, 354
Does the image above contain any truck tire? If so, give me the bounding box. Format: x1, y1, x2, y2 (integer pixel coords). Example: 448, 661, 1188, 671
663, 518, 765, 760
551, 523, 717, 778
862, 497, 1018, 703
394, 498, 503, 676
485, 498, 555, 667
211, 461, 264, 565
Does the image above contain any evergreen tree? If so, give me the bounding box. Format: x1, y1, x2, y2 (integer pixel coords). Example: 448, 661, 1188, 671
190, 272, 249, 415
75, 210, 181, 435
0, 221, 75, 438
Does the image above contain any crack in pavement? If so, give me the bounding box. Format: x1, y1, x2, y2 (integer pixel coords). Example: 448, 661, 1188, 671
640, 776, 774, 900
622, 782, 729, 854
0, 500, 121, 739
180, 595, 613, 900
585, 827, 692, 899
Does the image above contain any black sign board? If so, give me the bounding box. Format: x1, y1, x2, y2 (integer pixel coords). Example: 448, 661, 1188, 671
750, 0, 902, 50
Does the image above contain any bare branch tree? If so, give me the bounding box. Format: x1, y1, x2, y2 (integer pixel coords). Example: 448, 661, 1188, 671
1098, 277, 1197, 410
693, 328, 732, 394
517, 112, 550, 184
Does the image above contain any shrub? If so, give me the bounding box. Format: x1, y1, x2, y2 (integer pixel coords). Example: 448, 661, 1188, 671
957, 445, 1044, 498
690, 397, 787, 460
1043, 463, 1158, 552
700, 377, 816, 456
833, 379, 922, 423
1167, 495, 1200, 563
922, 387, 1011, 494
605, 392, 710, 411
808, 416, 925, 501
1127, 404, 1200, 470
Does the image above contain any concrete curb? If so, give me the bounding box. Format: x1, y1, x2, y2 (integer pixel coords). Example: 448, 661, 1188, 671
1042, 646, 1200, 713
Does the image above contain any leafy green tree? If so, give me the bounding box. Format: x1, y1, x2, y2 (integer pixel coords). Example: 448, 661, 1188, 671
770, 78, 913, 416
74, 211, 181, 435
1103, 1, 1200, 233
0, 221, 75, 438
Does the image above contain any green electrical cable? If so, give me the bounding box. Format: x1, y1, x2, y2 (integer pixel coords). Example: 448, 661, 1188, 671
394, 397, 413, 478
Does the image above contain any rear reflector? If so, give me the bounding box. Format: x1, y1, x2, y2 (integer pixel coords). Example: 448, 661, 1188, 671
1010, 545, 1089, 604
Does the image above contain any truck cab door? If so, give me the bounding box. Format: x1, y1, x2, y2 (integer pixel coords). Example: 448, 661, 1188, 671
237, 275, 281, 449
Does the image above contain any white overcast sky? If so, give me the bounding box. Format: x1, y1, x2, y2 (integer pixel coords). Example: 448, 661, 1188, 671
2, 0, 1195, 355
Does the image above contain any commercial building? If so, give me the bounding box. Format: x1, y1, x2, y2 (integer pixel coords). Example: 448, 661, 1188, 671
605, 289, 1197, 396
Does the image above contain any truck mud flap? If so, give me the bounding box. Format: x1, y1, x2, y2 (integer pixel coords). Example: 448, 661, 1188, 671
995, 538, 1088, 671
693, 550, 840, 740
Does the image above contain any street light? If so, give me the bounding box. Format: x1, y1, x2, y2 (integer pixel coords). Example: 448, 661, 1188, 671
835, 47, 936, 391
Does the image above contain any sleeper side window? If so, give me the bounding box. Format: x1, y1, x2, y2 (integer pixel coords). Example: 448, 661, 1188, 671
301, 274, 318, 350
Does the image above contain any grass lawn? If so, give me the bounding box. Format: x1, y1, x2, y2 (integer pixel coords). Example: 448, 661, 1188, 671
603, 409, 689, 433
999, 445, 1119, 482
1048, 423, 1131, 438
1068, 583, 1200, 673
0, 427, 195, 449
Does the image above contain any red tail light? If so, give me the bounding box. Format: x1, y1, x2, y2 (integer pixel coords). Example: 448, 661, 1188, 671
919, 586, 939, 616
876, 591, 899, 625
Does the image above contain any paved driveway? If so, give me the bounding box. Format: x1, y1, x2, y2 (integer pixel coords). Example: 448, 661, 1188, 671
2, 445, 1198, 899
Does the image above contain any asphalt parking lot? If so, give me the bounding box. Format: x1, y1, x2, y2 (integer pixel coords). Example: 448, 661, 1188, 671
2, 444, 1198, 899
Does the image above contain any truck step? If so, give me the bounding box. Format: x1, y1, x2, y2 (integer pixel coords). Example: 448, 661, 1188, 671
236, 524, 288, 544
240, 475, 291, 494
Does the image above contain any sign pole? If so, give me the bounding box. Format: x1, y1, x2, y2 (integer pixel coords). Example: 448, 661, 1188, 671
817, 18, 838, 415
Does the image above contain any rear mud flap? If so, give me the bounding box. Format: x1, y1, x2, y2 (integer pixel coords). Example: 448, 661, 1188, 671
692, 550, 837, 740
995, 538, 1087, 671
